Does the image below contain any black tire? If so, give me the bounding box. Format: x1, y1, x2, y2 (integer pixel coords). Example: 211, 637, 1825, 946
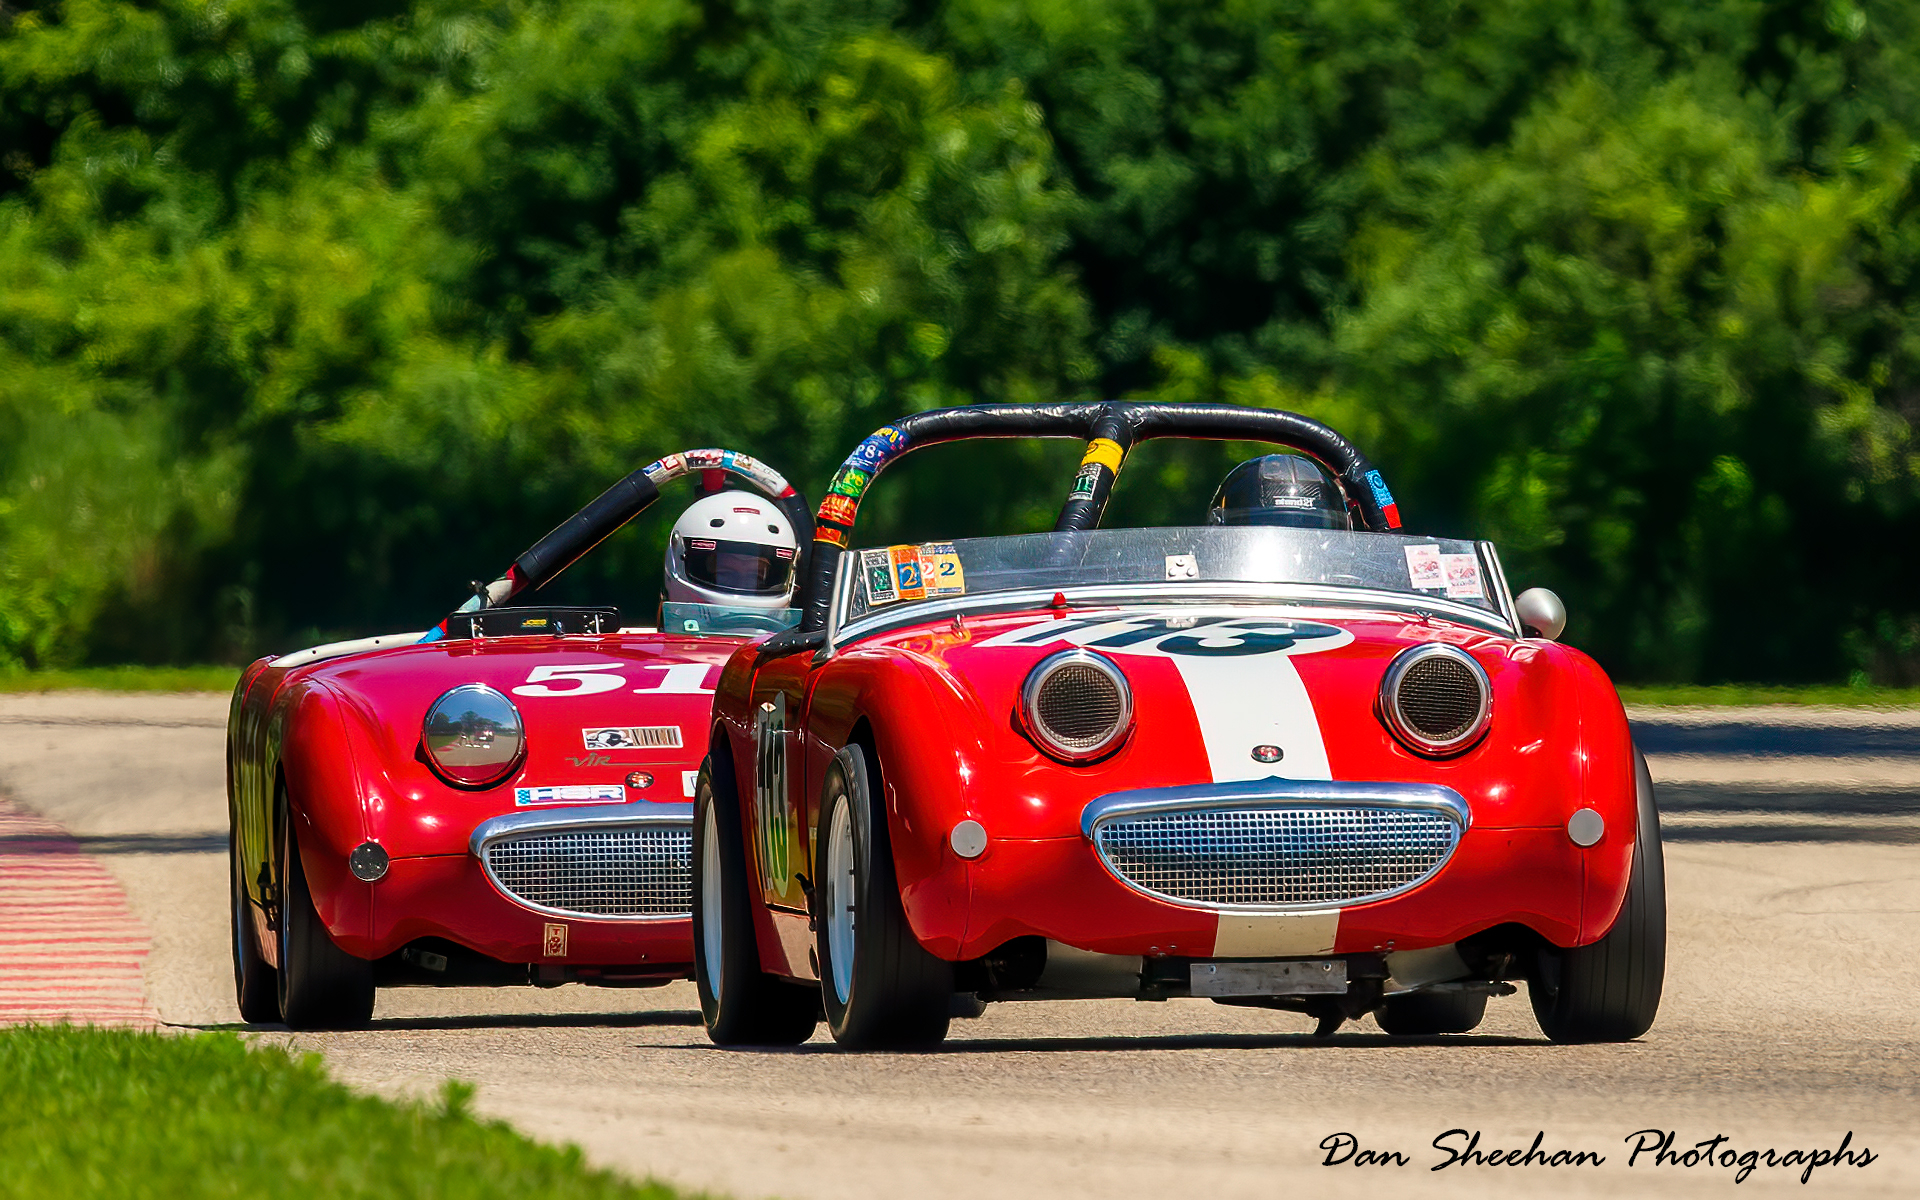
276, 792, 375, 1030
229, 827, 281, 1024
692, 752, 819, 1046
1531, 749, 1667, 1043
1376, 989, 1487, 1035
815, 744, 952, 1049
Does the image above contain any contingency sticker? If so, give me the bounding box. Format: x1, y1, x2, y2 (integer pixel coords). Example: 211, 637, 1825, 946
889, 544, 927, 601
1403, 544, 1445, 589
582, 726, 682, 750
861, 548, 898, 606
515, 784, 626, 807
1440, 553, 1485, 600
818, 494, 858, 526
924, 542, 966, 596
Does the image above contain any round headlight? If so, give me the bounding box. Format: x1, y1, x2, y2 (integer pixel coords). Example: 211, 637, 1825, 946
1380, 643, 1491, 756
1021, 650, 1133, 763
422, 684, 525, 787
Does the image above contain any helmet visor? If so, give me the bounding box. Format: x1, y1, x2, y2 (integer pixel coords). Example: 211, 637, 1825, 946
1206, 504, 1351, 530
682, 538, 795, 596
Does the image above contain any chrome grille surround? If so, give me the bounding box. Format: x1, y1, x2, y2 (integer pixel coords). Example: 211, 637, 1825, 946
470, 804, 693, 921
1082, 780, 1468, 911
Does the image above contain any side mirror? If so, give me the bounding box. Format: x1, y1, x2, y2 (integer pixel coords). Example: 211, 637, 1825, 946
1515, 588, 1566, 641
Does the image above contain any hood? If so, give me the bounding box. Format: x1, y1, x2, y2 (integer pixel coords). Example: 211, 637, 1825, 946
288, 633, 739, 852
839, 602, 1587, 833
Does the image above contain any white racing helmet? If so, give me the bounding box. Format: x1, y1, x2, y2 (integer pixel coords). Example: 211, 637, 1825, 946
663, 490, 800, 609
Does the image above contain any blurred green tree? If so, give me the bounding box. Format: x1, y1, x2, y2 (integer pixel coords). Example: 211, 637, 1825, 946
1, 0, 1916, 682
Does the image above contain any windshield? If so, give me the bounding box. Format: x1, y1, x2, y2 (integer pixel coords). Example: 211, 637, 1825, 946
660, 602, 801, 637
839, 526, 1505, 627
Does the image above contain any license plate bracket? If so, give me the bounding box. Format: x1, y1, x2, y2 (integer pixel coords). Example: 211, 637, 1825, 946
1190, 959, 1347, 997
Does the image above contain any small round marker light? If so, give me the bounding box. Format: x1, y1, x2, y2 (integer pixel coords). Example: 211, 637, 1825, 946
626, 772, 654, 790
348, 841, 389, 882
1567, 808, 1605, 847
949, 820, 988, 859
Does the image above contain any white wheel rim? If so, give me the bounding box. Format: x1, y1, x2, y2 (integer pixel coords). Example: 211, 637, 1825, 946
700, 808, 724, 998
826, 791, 856, 1005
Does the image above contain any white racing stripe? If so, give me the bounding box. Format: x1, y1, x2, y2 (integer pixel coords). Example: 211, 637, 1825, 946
1168, 654, 1331, 783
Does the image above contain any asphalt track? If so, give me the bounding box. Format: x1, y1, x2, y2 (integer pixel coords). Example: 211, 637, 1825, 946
2, 691, 1917, 1197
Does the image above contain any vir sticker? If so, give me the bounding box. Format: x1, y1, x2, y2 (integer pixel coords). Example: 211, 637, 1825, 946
1440, 553, 1485, 600
1404, 544, 1445, 589
861, 548, 898, 606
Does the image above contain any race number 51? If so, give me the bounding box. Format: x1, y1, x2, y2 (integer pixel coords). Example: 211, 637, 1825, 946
511, 662, 714, 697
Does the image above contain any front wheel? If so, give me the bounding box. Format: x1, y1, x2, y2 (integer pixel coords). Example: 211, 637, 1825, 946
1530, 750, 1667, 1043
275, 791, 374, 1030
692, 754, 819, 1046
815, 744, 952, 1049
229, 827, 280, 1024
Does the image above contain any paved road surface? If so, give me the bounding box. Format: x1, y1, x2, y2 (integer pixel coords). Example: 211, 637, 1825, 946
2, 692, 1915, 1197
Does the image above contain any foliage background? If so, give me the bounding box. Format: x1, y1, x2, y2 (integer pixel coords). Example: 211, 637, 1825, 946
3, 0, 1917, 683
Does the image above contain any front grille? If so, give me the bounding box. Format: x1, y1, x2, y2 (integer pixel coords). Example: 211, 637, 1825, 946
482, 825, 692, 918
1396, 655, 1483, 741
1092, 804, 1461, 908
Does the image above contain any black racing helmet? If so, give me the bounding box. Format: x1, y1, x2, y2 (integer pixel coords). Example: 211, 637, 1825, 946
1206, 454, 1353, 530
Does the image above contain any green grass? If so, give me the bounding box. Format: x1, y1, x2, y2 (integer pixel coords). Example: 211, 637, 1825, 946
1617, 683, 1920, 707
0, 1026, 692, 1200
0, 665, 242, 693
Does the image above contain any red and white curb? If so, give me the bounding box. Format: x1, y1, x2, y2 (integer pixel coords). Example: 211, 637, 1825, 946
0, 796, 159, 1028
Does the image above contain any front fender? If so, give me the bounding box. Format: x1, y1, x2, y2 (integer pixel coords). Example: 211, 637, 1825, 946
278, 681, 376, 956
1553, 643, 1638, 944
806, 649, 992, 958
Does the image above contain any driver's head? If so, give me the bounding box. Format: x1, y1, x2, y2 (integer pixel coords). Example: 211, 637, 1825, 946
664, 490, 799, 609
1206, 454, 1352, 530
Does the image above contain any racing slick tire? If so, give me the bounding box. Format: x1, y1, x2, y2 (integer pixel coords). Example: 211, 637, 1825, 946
815, 744, 953, 1049
1530, 749, 1666, 1043
275, 789, 375, 1030
229, 827, 281, 1024
1375, 990, 1487, 1036
692, 754, 819, 1046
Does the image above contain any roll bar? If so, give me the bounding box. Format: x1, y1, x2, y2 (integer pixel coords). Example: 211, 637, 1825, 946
796, 401, 1401, 633
422, 448, 812, 642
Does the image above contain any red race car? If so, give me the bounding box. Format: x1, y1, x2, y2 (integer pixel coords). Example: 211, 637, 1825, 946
693, 402, 1664, 1048
227, 448, 812, 1028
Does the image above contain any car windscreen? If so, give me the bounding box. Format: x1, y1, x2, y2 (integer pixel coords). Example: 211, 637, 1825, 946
839, 526, 1501, 625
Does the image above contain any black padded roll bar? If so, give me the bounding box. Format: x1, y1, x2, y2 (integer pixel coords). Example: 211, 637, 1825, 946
422, 448, 812, 642
796, 401, 1401, 633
